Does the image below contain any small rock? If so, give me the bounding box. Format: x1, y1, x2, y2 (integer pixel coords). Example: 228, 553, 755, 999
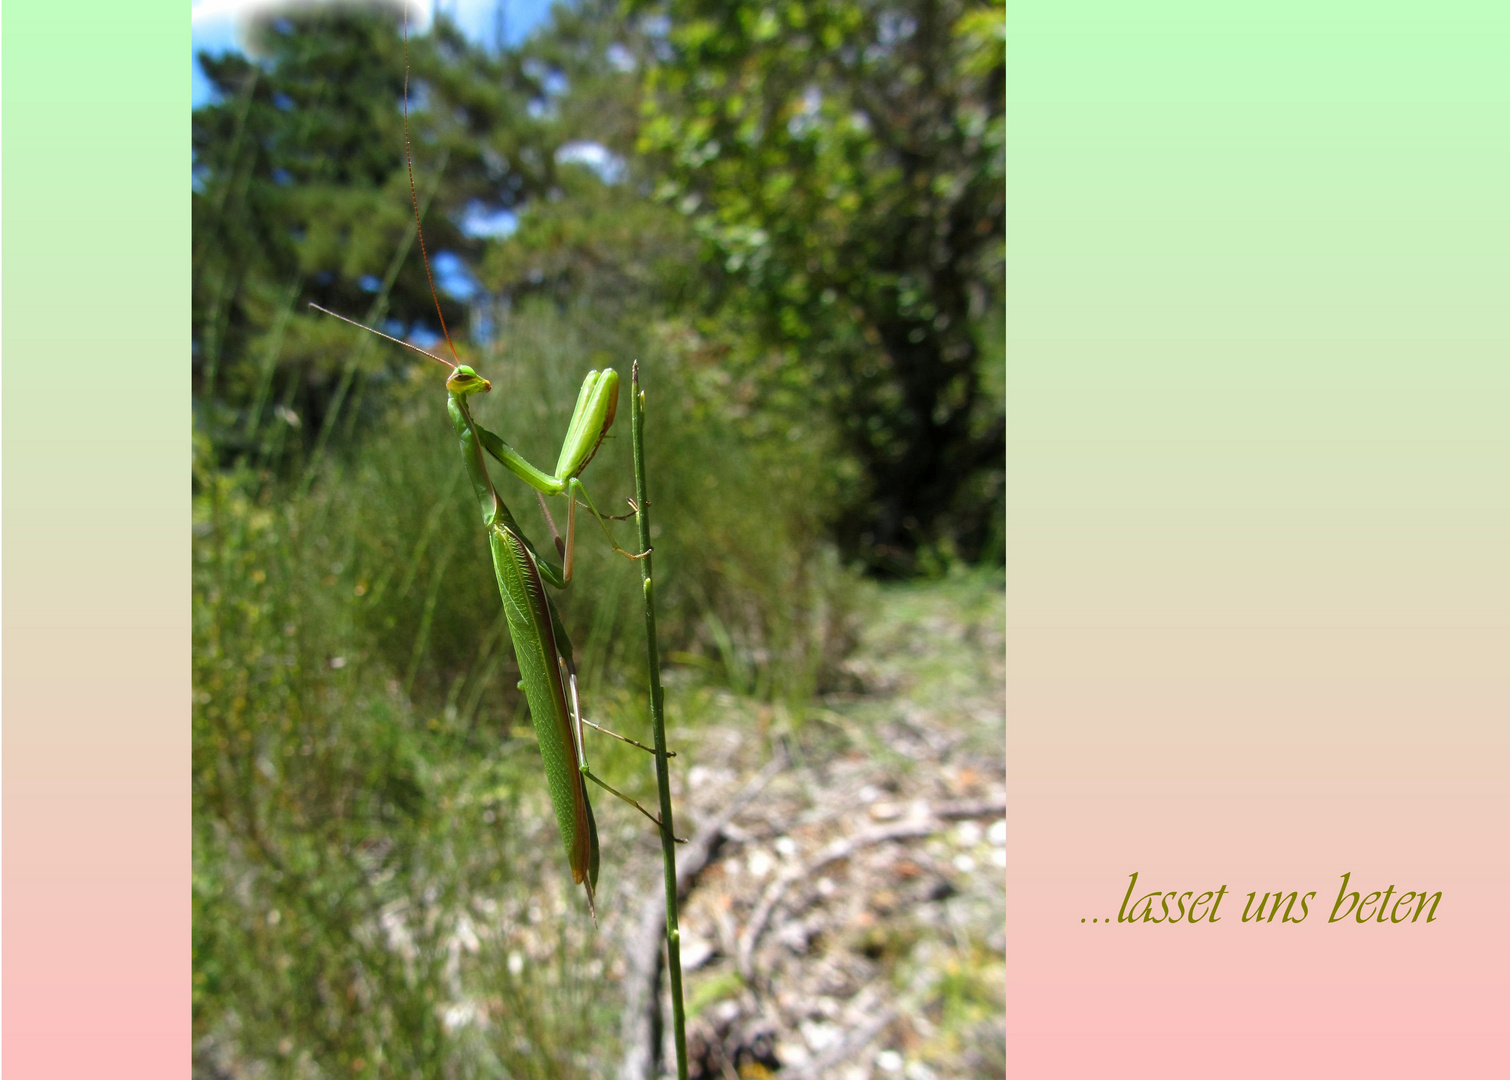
680, 933, 717, 970
800, 1020, 842, 1052
441, 1001, 476, 1031
777, 1040, 810, 1067
776, 921, 811, 952
682, 930, 715, 972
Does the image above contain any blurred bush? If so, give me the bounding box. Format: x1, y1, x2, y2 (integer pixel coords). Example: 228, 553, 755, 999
633, 0, 1005, 569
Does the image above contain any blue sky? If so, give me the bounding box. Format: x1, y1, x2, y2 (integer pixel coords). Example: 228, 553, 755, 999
192, 0, 557, 108
192, 0, 601, 300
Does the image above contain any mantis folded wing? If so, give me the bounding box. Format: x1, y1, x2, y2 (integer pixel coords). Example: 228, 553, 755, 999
492, 519, 600, 913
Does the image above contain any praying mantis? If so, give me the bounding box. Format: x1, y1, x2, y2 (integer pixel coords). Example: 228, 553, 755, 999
309, 5, 676, 924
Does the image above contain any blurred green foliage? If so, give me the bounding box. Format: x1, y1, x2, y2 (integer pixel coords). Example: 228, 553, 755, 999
193, 1, 1001, 1074
634, 0, 1005, 569
193, 432, 623, 1079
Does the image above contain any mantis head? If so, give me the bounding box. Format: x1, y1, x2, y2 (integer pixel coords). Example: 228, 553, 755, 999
447, 364, 492, 399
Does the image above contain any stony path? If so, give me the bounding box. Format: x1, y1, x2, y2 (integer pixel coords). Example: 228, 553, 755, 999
659, 574, 1006, 1080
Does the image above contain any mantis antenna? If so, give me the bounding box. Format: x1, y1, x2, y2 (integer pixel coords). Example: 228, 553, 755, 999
401, 0, 461, 368
305, 2, 460, 373
307, 303, 454, 368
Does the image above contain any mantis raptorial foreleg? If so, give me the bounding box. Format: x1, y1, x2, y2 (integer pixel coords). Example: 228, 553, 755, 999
473, 418, 650, 583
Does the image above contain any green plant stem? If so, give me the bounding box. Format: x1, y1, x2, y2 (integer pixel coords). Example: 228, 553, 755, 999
631, 361, 689, 1080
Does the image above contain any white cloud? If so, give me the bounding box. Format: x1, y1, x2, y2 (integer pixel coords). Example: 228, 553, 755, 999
191, 0, 556, 107
192, 0, 434, 57
193, 0, 559, 58
192, 0, 433, 30
555, 141, 625, 184
459, 202, 519, 239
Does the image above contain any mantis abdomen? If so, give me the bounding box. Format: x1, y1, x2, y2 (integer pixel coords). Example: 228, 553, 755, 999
490, 522, 600, 913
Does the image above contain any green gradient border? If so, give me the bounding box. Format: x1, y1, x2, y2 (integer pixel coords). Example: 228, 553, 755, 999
1004, 0, 1510, 1066
3, 0, 187, 1075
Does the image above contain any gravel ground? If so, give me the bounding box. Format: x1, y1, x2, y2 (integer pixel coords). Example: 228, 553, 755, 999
652, 574, 1006, 1080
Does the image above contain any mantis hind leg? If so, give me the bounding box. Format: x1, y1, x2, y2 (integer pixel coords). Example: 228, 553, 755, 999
581, 767, 687, 844
564, 666, 686, 843
580, 716, 674, 758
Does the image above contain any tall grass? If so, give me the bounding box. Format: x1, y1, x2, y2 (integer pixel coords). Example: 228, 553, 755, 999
193, 299, 857, 1075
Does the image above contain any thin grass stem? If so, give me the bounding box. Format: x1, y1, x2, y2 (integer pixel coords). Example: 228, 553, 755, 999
631, 361, 689, 1080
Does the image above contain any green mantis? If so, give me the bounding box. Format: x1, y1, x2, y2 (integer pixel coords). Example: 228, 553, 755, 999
306, 4, 673, 925
449, 359, 611, 921
306, 308, 673, 924
304, 308, 673, 922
